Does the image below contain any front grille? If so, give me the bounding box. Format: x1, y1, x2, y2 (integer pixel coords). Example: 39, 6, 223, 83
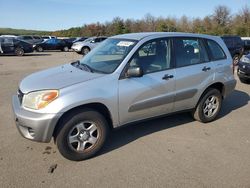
17, 88, 24, 104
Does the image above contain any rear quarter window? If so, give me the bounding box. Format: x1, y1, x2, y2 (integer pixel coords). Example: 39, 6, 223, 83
206, 40, 226, 61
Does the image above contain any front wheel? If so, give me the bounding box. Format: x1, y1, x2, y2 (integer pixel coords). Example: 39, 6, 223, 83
56, 109, 109, 161
192, 88, 222, 123
81, 47, 90, 55
37, 46, 43, 52
63, 46, 69, 52
15, 47, 24, 56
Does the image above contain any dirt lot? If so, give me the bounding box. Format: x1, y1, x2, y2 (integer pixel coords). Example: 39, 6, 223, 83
0, 52, 250, 188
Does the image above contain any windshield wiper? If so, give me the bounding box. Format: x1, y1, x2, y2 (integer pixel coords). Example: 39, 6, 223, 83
71, 61, 93, 73
79, 63, 93, 73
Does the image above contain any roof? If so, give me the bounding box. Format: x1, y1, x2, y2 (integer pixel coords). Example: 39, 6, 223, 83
111, 32, 220, 41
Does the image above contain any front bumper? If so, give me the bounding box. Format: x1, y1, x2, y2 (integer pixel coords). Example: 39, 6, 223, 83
237, 68, 250, 79
71, 45, 82, 52
12, 95, 61, 143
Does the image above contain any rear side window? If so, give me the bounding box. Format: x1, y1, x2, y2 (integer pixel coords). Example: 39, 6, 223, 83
173, 37, 209, 67
207, 40, 226, 60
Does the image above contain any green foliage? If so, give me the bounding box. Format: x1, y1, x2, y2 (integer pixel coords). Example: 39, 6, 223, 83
0, 28, 51, 36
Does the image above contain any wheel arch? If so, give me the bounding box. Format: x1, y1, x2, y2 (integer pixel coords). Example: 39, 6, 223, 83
52, 102, 113, 140
195, 82, 224, 109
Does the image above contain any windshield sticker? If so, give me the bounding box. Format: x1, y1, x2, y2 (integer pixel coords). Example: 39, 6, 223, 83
117, 41, 134, 47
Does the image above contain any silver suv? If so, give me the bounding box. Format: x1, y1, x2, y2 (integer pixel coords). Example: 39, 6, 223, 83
12, 32, 236, 161
71, 36, 107, 55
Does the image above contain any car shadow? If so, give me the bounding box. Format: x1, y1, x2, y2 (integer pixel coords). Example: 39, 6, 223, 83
98, 89, 249, 157
219, 89, 250, 117
25, 53, 51, 56
0, 53, 51, 57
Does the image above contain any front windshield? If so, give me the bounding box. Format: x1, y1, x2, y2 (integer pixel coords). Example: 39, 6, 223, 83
84, 37, 94, 42
79, 38, 137, 74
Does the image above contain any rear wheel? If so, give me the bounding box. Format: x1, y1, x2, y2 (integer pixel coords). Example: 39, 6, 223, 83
56, 109, 109, 161
192, 88, 222, 123
81, 47, 90, 55
15, 47, 24, 56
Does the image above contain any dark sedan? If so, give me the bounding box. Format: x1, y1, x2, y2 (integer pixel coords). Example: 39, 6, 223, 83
237, 54, 250, 82
0, 37, 33, 56
33, 38, 72, 52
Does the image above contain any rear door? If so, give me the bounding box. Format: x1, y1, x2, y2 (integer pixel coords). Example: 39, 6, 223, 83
118, 38, 176, 125
173, 37, 214, 111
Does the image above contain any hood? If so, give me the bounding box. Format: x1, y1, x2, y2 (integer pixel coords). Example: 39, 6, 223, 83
19, 63, 104, 93
73, 41, 85, 45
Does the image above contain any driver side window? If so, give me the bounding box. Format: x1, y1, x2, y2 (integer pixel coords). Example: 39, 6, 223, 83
128, 38, 172, 74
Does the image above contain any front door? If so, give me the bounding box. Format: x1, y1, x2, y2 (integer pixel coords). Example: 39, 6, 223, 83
118, 38, 176, 125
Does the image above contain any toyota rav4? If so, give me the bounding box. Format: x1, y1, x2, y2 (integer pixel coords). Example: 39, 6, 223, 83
12, 32, 236, 161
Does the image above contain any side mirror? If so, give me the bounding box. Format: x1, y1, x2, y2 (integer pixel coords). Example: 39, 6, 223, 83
126, 66, 143, 78
90, 40, 95, 43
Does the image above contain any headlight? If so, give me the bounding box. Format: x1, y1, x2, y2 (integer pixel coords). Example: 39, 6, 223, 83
240, 56, 250, 64
23, 90, 59, 110
33, 45, 36, 48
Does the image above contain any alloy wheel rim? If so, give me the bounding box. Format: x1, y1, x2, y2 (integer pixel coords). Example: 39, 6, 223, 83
83, 48, 89, 54
16, 49, 23, 56
68, 121, 99, 152
203, 95, 219, 118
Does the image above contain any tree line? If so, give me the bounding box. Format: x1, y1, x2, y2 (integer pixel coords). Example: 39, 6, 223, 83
52, 5, 250, 37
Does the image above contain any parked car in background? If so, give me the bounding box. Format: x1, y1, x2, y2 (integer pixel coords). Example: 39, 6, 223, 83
221, 35, 244, 65
41, 36, 56, 41
16, 35, 43, 44
71, 36, 107, 55
0, 35, 17, 38
62, 38, 77, 48
12, 32, 236, 161
237, 54, 250, 82
33, 38, 71, 52
243, 40, 250, 54
0, 37, 33, 56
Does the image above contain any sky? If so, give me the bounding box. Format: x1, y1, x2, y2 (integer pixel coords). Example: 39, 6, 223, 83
0, 0, 249, 31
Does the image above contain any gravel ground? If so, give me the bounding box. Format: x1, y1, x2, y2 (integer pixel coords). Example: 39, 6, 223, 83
0, 52, 249, 188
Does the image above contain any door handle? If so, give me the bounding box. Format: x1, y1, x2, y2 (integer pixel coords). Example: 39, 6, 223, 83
202, 66, 211, 72
162, 74, 174, 80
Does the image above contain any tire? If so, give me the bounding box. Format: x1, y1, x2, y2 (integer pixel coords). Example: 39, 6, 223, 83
81, 47, 90, 55
63, 46, 69, 52
15, 47, 24, 56
56, 109, 109, 161
192, 88, 222, 123
233, 54, 239, 66
37, 46, 43, 52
